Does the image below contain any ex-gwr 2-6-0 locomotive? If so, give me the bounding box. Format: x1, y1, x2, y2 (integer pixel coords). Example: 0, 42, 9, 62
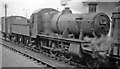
2, 5, 120, 68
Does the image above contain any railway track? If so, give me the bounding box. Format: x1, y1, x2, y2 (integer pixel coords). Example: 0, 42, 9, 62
1, 39, 55, 68
1, 38, 87, 69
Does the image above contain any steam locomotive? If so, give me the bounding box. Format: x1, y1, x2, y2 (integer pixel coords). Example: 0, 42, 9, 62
1, 3, 120, 68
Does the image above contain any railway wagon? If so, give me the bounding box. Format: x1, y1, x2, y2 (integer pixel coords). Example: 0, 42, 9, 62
1, 16, 28, 33
11, 16, 29, 35
1, 16, 30, 44
10, 16, 30, 44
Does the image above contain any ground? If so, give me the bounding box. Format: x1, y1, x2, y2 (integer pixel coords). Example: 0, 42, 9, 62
2, 46, 43, 67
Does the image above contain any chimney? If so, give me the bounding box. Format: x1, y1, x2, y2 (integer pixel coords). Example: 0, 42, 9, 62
88, 3, 97, 13
61, 7, 72, 14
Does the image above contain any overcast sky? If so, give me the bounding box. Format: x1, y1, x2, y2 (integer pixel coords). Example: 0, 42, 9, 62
0, 0, 90, 18
1, 0, 119, 19
0, 0, 66, 18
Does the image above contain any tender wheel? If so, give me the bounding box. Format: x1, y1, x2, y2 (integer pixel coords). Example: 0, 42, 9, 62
36, 40, 42, 51
50, 43, 58, 57
64, 53, 72, 61
85, 55, 99, 68
40, 41, 45, 52
13, 35, 17, 42
19, 36, 22, 44
50, 50, 58, 57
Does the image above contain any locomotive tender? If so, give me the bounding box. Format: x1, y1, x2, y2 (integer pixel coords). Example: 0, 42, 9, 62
1, 3, 120, 68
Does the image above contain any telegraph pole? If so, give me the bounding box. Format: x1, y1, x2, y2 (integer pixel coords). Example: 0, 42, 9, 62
4, 4, 7, 39
4, 4, 7, 18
